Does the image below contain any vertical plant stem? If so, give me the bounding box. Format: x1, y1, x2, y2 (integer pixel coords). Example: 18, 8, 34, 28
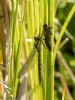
26, 0, 36, 100
44, 0, 48, 99
39, 0, 44, 33
44, 0, 48, 24
46, 0, 54, 100
8, 0, 22, 99
34, 0, 40, 100
49, 0, 54, 99
39, 0, 44, 100
34, 0, 39, 34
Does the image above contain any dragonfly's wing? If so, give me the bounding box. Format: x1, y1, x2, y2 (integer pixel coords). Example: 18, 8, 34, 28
18, 47, 37, 81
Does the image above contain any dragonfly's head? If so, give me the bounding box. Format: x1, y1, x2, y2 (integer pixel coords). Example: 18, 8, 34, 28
43, 24, 52, 36
43, 24, 51, 31
43, 24, 48, 30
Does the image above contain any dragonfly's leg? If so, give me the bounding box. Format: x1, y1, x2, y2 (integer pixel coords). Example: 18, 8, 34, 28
41, 40, 47, 49
34, 41, 40, 51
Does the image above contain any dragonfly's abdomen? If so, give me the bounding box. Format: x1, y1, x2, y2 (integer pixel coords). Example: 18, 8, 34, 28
34, 35, 42, 84
38, 45, 42, 83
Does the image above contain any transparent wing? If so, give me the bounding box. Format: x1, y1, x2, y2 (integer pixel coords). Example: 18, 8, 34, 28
18, 47, 37, 81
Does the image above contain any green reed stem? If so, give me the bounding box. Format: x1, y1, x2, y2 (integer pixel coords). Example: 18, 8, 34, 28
46, 0, 54, 100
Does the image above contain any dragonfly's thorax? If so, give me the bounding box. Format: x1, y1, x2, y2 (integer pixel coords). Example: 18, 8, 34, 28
43, 24, 51, 33
34, 35, 41, 50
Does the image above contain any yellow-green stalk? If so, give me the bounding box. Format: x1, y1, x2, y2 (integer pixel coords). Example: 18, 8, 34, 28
46, 0, 54, 100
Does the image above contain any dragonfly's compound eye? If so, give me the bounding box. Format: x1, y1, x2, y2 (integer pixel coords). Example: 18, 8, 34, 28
34, 36, 36, 40
43, 24, 47, 27
43, 24, 48, 30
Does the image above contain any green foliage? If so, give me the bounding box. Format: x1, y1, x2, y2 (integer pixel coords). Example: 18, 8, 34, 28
2, 0, 75, 100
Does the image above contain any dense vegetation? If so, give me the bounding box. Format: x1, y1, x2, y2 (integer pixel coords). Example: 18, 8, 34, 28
0, 0, 75, 100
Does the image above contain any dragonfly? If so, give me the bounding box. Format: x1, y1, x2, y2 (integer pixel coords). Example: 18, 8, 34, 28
18, 24, 51, 82
18, 34, 44, 83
